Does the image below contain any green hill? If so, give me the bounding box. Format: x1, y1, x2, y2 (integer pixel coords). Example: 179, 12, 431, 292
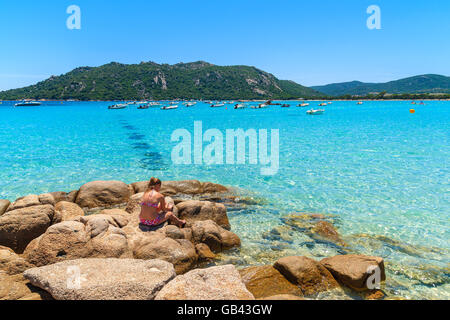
312, 74, 450, 96
0, 61, 321, 100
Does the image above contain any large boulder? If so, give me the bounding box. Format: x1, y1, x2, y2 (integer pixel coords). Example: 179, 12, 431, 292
239, 265, 303, 299
0, 205, 59, 253
23, 215, 133, 267
55, 201, 85, 221
0, 200, 10, 216
273, 256, 339, 296
190, 220, 240, 253
0, 246, 32, 275
24, 258, 176, 300
131, 180, 228, 196
75, 180, 131, 209
155, 265, 254, 300
38, 193, 56, 206
6, 195, 41, 212
132, 231, 198, 274
320, 255, 386, 291
177, 200, 230, 229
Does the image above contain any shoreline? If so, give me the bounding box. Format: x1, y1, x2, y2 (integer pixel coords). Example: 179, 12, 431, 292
1, 178, 448, 300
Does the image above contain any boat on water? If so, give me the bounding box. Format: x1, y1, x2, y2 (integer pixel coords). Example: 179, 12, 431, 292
328, 102, 333, 104
210, 103, 225, 107
234, 104, 246, 109
318, 102, 327, 107
14, 101, 42, 107
186, 102, 197, 107
298, 103, 310, 107
357, 101, 363, 105
137, 104, 149, 109
307, 109, 325, 115
281, 104, 290, 108
108, 103, 127, 109
161, 105, 178, 110
251, 104, 269, 109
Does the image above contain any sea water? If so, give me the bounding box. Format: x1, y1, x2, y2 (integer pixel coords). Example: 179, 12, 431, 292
0, 100, 448, 299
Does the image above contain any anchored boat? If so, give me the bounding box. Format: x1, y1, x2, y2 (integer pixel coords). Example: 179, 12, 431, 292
14, 101, 42, 107
161, 105, 178, 110
307, 109, 325, 115
108, 103, 127, 109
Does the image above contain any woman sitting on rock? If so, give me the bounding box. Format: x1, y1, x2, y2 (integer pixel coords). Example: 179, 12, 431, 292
139, 177, 186, 231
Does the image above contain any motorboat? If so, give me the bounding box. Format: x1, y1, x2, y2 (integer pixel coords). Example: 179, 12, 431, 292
14, 101, 41, 107
186, 102, 197, 107
357, 101, 363, 105
298, 103, 310, 107
234, 104, 246, 109
318, 102, 327, 107
307, 109, 325, 115
161, 105, 178, 110
108, 103, 127, 109
137, 104, 149, 109
281, 104, 290, 108
210, 103, 225, 107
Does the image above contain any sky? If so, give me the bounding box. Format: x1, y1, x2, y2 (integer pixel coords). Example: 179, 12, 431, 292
0, 0, 449, 91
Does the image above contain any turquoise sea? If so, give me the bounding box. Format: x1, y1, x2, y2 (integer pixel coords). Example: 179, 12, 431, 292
0, 100, 449, 299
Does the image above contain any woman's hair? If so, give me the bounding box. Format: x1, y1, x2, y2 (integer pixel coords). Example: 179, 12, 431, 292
146, 177, 162, 191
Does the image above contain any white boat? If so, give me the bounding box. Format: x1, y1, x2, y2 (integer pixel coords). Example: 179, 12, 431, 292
357, 101, 363, 105
15, 101, 42, 107
186, 102, 197, 107
108, 104, 127, 109
161, 105, 178, 110
298, 103, 310, 107
210, 103, 225, 107
307, 109, 325, 115
328, 102, 332, 104
318, 102, 327, 107
258, 104, 269, 108
234, 104, 246, 109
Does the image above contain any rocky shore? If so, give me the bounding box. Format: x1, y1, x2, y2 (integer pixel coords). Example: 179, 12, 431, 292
0, 179, 386, 300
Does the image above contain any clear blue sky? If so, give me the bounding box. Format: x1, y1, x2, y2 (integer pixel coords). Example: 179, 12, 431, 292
0, 0, 449, 91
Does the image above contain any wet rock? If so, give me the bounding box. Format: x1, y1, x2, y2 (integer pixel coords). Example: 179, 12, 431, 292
177, 200, 230, 230
155, 265, 254, 300
55, 201, 85, 221
75, 180, 131, 209
274, 256, 339, 296
24, 258, 176, 300
320, 254, 386, 291
311, 221, 343, 244
262, 225, 294, 243
239, 265, 303, 299
0, 245, 32, 275
0, 205, 57, 253
0, 200, 10, 216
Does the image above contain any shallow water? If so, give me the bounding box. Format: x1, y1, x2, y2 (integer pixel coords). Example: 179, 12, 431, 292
0, 100, 449, 299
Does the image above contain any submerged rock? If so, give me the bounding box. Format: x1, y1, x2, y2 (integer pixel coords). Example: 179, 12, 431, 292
239, 265, 303, 299
24, 258, 176, 300
75, 180, 131, 209
273, 256, 339, 296
0, 204, 59, 253
155, 265, 254, 300
320, 254, 386, 291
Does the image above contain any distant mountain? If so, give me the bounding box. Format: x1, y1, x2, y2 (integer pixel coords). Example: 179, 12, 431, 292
0, 61, 321, 100
312, 74, 450, 96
